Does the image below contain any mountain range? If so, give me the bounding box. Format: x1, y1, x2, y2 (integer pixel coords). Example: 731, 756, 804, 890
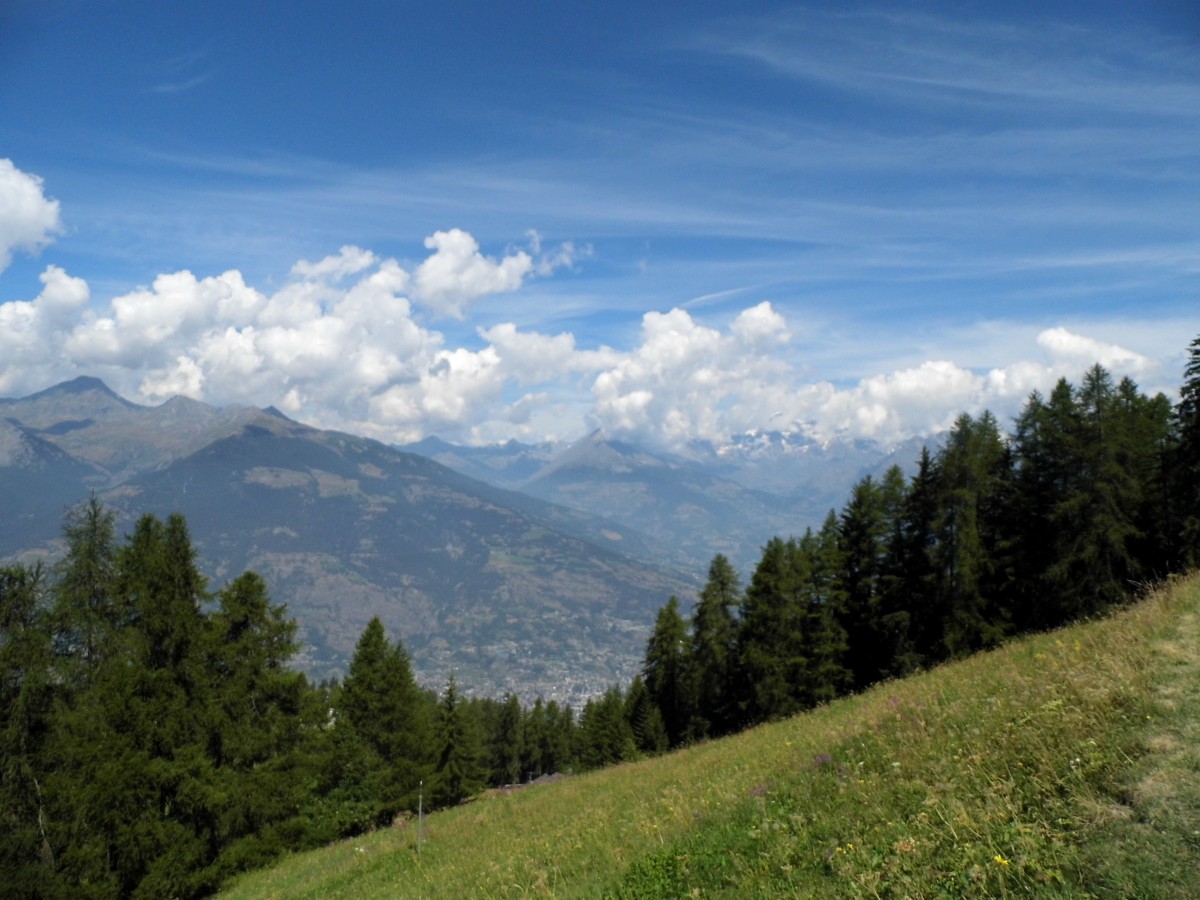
2, 377, 926, 701
402, 428, 928, 575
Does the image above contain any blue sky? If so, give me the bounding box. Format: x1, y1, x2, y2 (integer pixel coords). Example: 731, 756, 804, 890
1, 1, 1197, 449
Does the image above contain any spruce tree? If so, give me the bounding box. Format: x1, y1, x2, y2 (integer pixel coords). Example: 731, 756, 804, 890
624, 675, 668, 755
641, 596, 691, 747
49, 512, 218, 899
336, 617, 431, 820
1174, 335, 1200, 566
433, 675, 484, 806
734, 537, 797, 722
796, 518, 852, 706
541, 701, 578, 775
688, 554, 740, 738
1048, 366, 1143, 615
579, 686, 635, 769
202, 572, 310, 872
1009, 390, 1063, 629
1113, 378, 1173, 579
837, 475, 897, 689
521, 698, 548, 779
881, 446, 941, 670
0, 564, 61, 899
735, 530, 849, 723
51, 495, 117, 680
490, 693, 524, 786
932, 413, 1011, 656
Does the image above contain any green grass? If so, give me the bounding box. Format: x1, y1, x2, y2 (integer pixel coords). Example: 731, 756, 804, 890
222, 575, 1200, 899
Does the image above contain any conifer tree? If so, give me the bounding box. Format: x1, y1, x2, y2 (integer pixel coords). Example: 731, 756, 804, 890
1113, 377, 1173, 579
932, 413, 1011, 656
1047, 366, 1143, 615
49, 512, 218, 899
641, 596, 691, 746
202, 572, 310, 869
51, 495, 117, 679
1009, 390, 1064, 629
0, 564, 61, 899
336, 617, 431, 820
540, 700, 578, 775
433, 675, 484, 806
797, 516, 852, 705
521, 698, 548, 779
836, 473, 903, 689
880, 447, 941, 670
579, 686, 635, 769
734, 537, 797, 722
1174, 335, 1200, 566
688, 554, 740, 738
735, 530, 849, 723
624, 675, 668, 755
490, 693, 524, 786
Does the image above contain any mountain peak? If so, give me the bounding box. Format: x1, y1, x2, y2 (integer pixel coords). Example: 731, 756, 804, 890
261, 406, 296, 422
23, 376, 138, 407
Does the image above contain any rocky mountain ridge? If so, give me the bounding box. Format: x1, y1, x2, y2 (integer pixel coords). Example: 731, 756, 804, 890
1, 378, 695, 703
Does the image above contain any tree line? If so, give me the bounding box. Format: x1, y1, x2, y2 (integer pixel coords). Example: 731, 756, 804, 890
0, 499, 676, 898
636, 343, 1200, 749
3, 336, 1199, 897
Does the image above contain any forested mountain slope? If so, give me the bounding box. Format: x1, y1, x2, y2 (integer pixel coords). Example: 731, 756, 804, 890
0, 377, 695, 696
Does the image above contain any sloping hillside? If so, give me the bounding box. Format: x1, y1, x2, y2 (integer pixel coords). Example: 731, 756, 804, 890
0, 378, 696, 699
221, 575, 1200, 899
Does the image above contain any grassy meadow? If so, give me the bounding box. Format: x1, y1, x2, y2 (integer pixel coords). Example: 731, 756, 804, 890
222, 574, 1200, 898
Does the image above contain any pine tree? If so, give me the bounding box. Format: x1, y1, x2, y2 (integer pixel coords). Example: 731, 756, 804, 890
49, 512, 218, 899
1048, 366, 1143, 615
1174, 335, 1200, 566
624, 675, 668, 755
932, 413, 1011, 656
202, 572, 310, 871
433, 675, 484, 806
881, 446, 941, 670
489, 693, 524, 786
51, 495, 117, 680
579, 686, 635, 769
0, 564, 62, 899
836, 474, 900, 689
641, 596, 691, 747
688, 554, 740, 738
521, 698, 548, 780
336, 617, 432, 820
735, 530, 849, 723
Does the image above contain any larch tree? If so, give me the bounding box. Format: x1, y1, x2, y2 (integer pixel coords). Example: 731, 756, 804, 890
641, 596, 691, 747
688, 554, 740, 739
1174, 335, 1200, 566
336, 617, 432, 822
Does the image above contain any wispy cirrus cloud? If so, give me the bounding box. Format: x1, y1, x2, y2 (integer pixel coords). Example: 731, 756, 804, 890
702, 7, 1200, 117
149, 73, 212, 95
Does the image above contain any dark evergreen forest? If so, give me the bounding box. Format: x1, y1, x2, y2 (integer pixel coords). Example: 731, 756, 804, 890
3, 337, 1200, 898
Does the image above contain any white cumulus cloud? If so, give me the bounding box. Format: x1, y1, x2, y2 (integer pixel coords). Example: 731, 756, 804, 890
0, 159, 62, 274
0, 220, 1172, 453
412, 228, 533, 319
1036, 326, 1154, 374
0, 266, 89, 393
